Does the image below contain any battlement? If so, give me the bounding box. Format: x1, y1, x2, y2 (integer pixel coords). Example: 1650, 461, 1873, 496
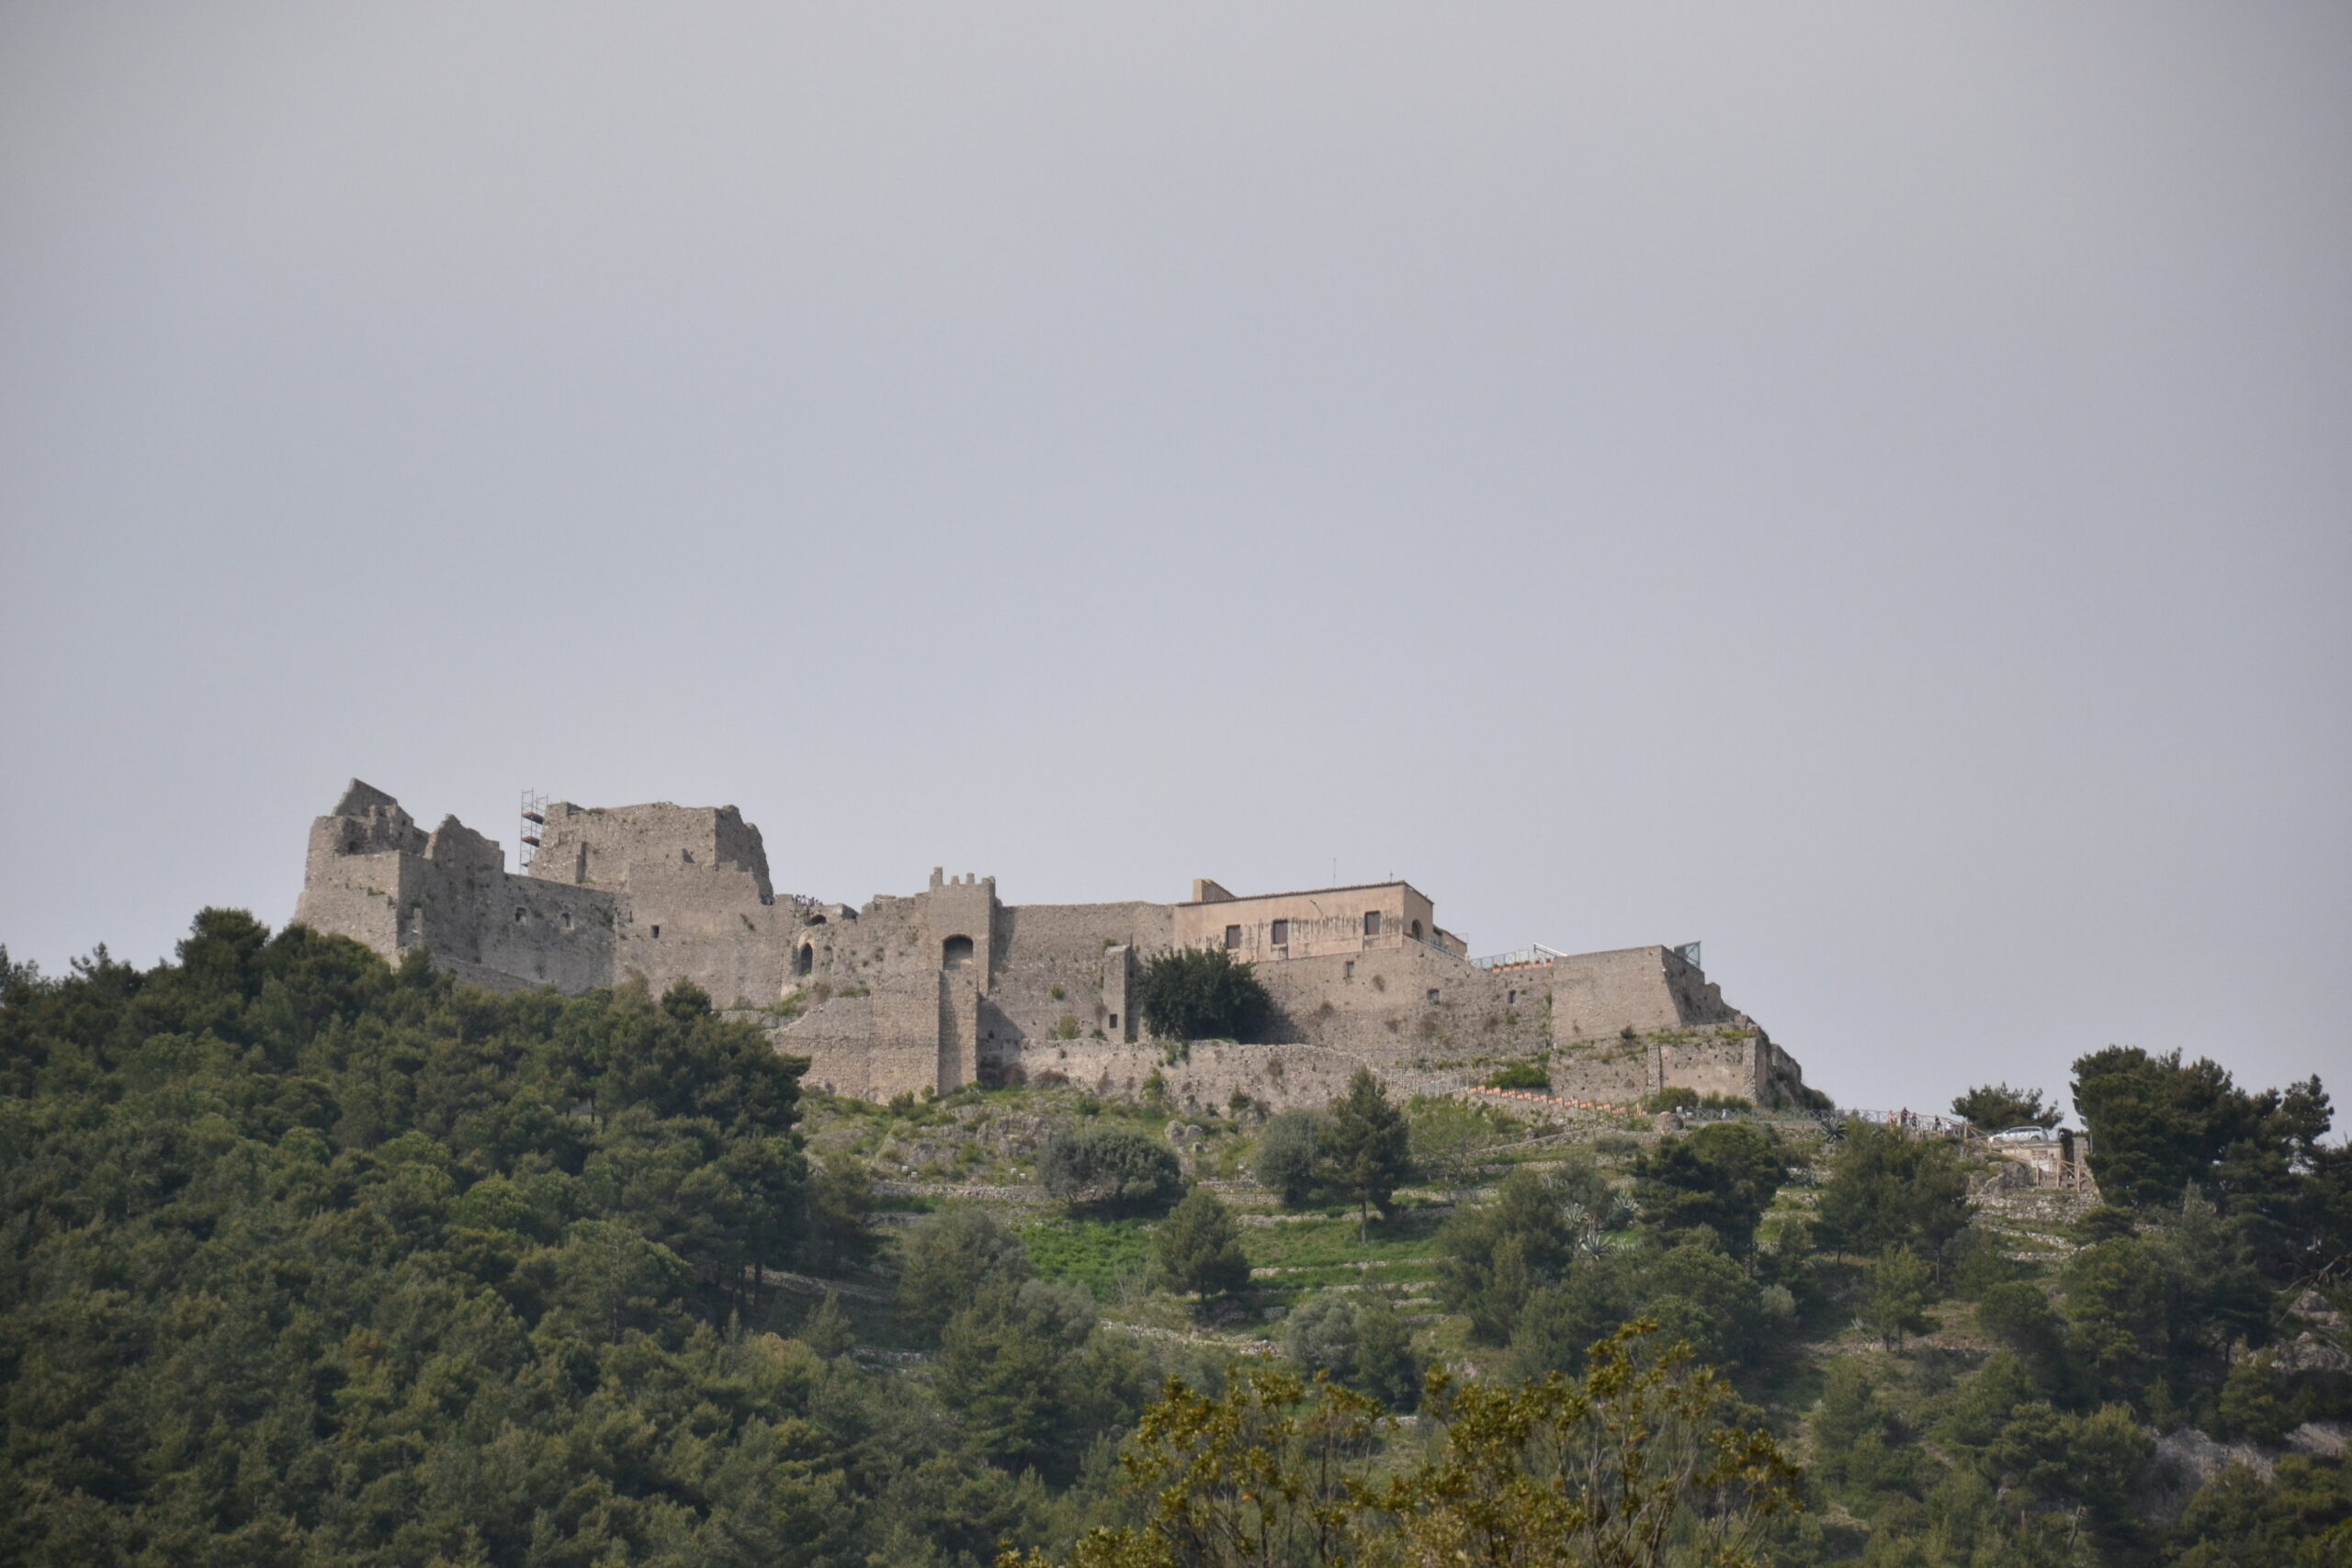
289, 779, 1807, 1107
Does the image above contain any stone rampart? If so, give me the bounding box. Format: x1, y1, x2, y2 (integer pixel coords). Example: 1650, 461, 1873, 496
291, 780, 1811, 1108
1014, 1040, 1383, 1114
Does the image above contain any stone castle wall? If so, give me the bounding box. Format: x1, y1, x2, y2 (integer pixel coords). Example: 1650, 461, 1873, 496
290, 780, 1810, 1108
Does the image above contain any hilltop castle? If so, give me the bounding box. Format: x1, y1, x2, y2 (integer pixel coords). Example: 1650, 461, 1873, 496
294, 781, 1808, 1111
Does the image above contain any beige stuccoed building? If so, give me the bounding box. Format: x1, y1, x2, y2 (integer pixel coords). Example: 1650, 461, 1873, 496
293, 780, 1810, 1111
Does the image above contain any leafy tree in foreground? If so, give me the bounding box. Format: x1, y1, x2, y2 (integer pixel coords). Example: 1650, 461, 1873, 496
1000, 1321, 1798, 1568
1136, 948, 1273, 1042
1154, 1188, 1252, 1306
1951, 1081, 2064, 1131
1318, 1067, 1410, 1241
1041, 1124, 1185, 1217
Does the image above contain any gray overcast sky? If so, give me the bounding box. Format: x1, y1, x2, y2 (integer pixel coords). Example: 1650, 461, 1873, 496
3, 5, 2346, 1118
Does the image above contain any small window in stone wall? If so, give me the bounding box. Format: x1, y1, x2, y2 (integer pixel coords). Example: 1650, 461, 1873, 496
1344, 961, 1355, 980
1506, 988, 1516, 1006
1271, 919, 1289, 945
1427, 988, 1440, 1004
1410, 919, 1423, 941
515, 908, 526, 923
650, 925, 661, 940
1363, 911, 1382, 936
1224, 925, 1241, 949
1107, 1013, 1118, 1030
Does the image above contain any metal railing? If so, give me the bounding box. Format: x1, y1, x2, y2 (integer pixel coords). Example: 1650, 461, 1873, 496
1469, 942, 1569, 971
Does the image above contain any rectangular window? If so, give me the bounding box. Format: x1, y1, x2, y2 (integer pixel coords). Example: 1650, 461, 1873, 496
1107, 1013, 1117, 1029
1506, 989, 1517, 1006
1363, 911, 1382, 936
1225, 925, 1241, 949
1270, 919, 1289, 945
1427, 988, 1440, 1004
1343, 961, 1355, 980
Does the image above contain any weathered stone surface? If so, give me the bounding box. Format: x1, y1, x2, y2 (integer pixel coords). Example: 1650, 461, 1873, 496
291, 780, 1811, 1109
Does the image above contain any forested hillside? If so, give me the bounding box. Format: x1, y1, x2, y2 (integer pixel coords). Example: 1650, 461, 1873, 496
3, 911, 2347, 1567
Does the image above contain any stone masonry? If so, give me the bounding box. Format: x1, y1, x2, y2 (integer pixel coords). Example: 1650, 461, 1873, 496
292, 781, 1810, 1107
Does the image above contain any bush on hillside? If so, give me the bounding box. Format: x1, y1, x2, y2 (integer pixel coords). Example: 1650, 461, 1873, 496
1951, 1081, 2064, 1131
1038, 1123, 1183, 1217
1135, 947, 1273, 1042
1152, 1188, 1251, 1305
1252, 1110, 1327, 1208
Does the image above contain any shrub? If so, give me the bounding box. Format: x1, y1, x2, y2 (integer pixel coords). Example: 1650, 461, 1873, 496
1437, 1168, 1586, 1344
1253, 1111, 1327, 1207
1039, 1124, 1184, 1217
1154, 1188, 1251, 1304
1632, 1122, 1790, 1255
895, 1206, 1032, 1342
1408, 1098, 1510, 1195
1951, 1082, 2063, 1131
1321, 1069, 1411, 1240
1136, 947, 1273, 1042
1486, 1061, 1550, 1091
1817, 1120, 1970, 1261
1862, 1246, 1934, 1348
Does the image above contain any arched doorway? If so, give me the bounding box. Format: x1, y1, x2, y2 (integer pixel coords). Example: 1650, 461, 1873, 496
942, 934, 974, 970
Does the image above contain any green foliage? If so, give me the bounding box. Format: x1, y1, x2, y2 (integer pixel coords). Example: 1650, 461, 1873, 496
1282, 1288, 1425, 1412
1251, 1111, 1327, 1208
1808, 1361, 1918, 1495
2069, 1048, 2348, 1272
1951, 1081, 2063, 1131
1317, 1068, 1409, 1240
1509, 1237, 1760, 1380
1153, 1189, 1251, 1304
1135, 948, 1272, 1043
1633, 1122, 1789, 1255
1486, 1060, 1550, 1090
896, 1204, 1035, 1342
2053, 1190, 2270, 1415
1976, 1281, 2070, 1393
1436, 1168, 1592, 1345
806, 1153, 879, 1272
1040, 1124, 1185, 1217
1019, 1216, 1157, 1303
1862, 1246, 1934, 1348
937, 1280, 1148, 1484
2216, 1352, 2294, 1448
800, 1291, 856, 1357
2167, 1454, 2352, 1568
1405, 1097, 1511, 1195
1284, 1292, 1361, 1382
1350, 1289, 1424, 1413
0, 910, 1145, 1568
1816, 1121, 1971, 1262
1004, 1323, 1797, 1568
